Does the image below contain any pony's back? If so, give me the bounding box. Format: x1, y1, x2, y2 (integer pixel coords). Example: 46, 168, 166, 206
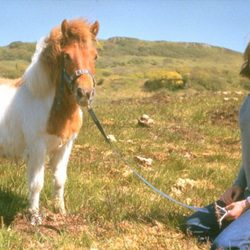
0, 38, 56, 159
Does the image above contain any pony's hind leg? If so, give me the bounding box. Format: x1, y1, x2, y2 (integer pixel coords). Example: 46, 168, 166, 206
27, 142, 46, 225
50, 138, 74, 214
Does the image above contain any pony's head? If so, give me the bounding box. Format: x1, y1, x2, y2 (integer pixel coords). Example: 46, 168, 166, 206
42, 19, 99, 107
241, 42, 250, 79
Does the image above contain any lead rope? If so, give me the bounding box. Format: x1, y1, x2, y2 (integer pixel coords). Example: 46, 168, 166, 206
87, 107, 209, 214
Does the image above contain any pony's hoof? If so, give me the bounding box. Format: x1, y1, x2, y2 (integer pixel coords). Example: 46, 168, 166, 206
55, 205, 66, 215
28, 209, 42, 226
59, 207, 66, 216
53, 199, 66, 215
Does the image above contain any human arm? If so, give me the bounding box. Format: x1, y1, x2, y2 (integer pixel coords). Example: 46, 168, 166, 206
220, 185, 244, 205
233, 165, 247, 190
220, 166, 246, 205
225, 198, 250, 221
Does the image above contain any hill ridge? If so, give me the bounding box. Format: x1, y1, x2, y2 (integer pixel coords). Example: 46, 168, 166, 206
0, 37, 245, 92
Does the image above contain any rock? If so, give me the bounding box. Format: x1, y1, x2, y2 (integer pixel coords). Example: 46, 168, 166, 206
235, 91, 243, 95
142, 114, 150, 120
138, 114, 154, 127
135, 156, 153, 166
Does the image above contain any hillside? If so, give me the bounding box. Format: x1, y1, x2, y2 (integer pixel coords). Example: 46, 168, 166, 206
0, 37, 245, 91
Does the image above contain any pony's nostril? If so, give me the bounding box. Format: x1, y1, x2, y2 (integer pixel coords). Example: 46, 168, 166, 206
77, 88, 94, 101
85, 90, 94, 99
86, 91, 91, 99
77, 88, 84, 98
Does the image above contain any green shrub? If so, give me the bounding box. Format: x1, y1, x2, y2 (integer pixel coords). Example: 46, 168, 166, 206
190, 68, 225, 91
0, 60, 29, 78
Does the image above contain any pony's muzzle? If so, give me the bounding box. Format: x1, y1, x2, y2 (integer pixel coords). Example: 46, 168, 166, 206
76, 87, 95, 106
75, 73, 95, 106
77, 88, 85, 98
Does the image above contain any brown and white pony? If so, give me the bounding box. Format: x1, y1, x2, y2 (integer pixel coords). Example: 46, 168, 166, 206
0, 19, 99, 224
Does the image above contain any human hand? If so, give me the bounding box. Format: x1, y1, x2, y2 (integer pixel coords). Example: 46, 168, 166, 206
220, 186, 243, 205
225, 200, 249, 221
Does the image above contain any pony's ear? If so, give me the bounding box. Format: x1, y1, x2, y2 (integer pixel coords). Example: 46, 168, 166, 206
61, 19, 69, 38
240, 42, 250, 79
90, 21, 99, 37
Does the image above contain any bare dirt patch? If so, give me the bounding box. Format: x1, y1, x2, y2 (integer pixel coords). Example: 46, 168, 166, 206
110, 92, 171, 106
11, 209, 88, 238
208, 104, 239, 127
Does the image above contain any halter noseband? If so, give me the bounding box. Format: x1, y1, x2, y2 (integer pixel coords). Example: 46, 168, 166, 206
62, 68, 96, 92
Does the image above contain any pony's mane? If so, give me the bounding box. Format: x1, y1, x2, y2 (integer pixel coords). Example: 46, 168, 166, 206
23, 19, 94, 97
241, 42, 250, 79
23, 37, 51, 97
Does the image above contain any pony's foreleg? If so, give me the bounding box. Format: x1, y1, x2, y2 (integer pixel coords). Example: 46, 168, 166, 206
50, 138, 74, 214
27, 142, 46, 225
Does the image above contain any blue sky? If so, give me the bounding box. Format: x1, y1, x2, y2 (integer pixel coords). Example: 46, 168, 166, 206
0, 0, 250, 52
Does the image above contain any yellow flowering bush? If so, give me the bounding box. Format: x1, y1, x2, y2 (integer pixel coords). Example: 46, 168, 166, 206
144, 70, 185, 91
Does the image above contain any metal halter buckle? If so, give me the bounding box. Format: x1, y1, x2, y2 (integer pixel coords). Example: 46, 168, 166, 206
75, 69, 90, 77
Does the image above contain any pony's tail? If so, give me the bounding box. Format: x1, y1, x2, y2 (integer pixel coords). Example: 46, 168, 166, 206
240, 42, 250, 79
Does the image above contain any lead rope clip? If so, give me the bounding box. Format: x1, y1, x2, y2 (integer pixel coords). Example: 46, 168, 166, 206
214, 202, 228, 228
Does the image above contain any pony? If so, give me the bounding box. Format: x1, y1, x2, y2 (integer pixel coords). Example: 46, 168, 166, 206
0, 18, 99, 224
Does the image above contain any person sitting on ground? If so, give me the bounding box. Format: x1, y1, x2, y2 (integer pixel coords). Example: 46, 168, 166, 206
185, 42, 250, 250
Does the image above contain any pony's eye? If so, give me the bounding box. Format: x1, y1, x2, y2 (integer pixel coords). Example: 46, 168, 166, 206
63, 53, 71, 61
94, 54, 98, 61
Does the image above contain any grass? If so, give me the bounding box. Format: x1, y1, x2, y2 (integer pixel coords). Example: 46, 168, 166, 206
0, 34, 246, 250
0, 74, 245, 249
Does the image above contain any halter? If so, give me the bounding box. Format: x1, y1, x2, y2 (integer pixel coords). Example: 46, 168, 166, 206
62, 68, 96, 92
56, 68, 96, 109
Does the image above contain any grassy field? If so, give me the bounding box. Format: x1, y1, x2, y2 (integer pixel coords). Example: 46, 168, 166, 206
0, 38, 247, 249
0, 75, 246, 249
